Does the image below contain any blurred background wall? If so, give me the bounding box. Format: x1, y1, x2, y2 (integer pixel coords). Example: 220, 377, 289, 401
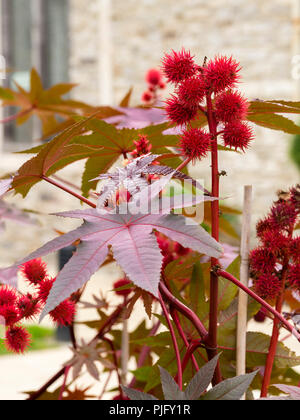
0, 0, 299, 265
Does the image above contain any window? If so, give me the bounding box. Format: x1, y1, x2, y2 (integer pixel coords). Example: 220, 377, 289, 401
1, 0, 69, 150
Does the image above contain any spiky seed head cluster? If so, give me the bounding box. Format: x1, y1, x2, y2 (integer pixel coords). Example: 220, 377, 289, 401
250, 187, 300, 303
141, 68, 165, 104
0, 259, 77, 353
161, 48, 253, 161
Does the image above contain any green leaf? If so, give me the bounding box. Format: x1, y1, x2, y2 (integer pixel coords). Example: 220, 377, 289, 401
217, 256, 240, 312
12, 123, 98, 196
247, 113, 300, 135
201, 370, 258, 400
249, 100, 300, 115
245, 332, 300, 369
189, 261, 209, 321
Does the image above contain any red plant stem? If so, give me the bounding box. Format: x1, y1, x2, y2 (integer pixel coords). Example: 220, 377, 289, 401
181, 341, 203, 375
99, 371, 112, 400
171, 308, 199, 372
27, 367, 66, 401
216, 269, 300, 341
260, 292, 284, 398
206, 93, 222, 385
175, 156, 192, 172
52, 174, 99, 200
0, 107, 33, 124
58, 365, 71, 400
159, 292, 183, 390
260, 255, 290, 398
41, 175, 96, 208
159, 282, 208, 340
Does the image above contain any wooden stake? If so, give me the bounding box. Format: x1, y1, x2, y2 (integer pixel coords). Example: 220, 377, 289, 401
236, 185, 252, 396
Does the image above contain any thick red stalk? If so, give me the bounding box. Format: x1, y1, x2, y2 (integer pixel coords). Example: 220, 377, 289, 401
0, 107, 33, 124
159, 292, 183, 389
171, 308, 199, 372
260, 292, 284, 398
206, 93, 222, 384
260, 253, 290, 398
42, 175, 96, 208
58, 365, 71, 400
217, 269, 300, 341
159, 282, 208, 340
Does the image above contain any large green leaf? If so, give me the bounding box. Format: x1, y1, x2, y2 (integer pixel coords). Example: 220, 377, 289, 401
247, 113, 300, 134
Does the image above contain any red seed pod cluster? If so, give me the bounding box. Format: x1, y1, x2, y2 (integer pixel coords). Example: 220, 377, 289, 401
0, 258, 76, 354
155, 232, 191, 273
131, 134, 153, 158
113, 278, 133, 297
250, 186, 300, 301
141, 68, 165, 104
161, 49, 254, 161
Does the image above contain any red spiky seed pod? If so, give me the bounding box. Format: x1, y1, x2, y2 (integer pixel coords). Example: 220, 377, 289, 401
255, 216, 273, 239
204, 55, 241, 93
5, 325, 31, 353
141, 91, 153, 103
249, 247, 277, 275
290, 237, 300, 264
17, 293, 41, 320
0, 304, 20, 326
131, 134, 152, 158
49, 299, 76, 326
254, 306, 268, 323
254, 273, 282, 300
290, 185, 300, 211
179, 128, 211, 162
269, 202, 297, 231
0, 286, 17, 307
222, 120, 254, 151
165, 95, 198, 125
20, 258, 48, 285
287, 264, 300, 290
38, 278, 54, 303
145, 68, 163, 86
215, 90, 249, 123
177, 76, 206, 107
113, 278, 133, 297
162, 48, 198, 84
260, 230, 289, 256
174, 242, 191, 256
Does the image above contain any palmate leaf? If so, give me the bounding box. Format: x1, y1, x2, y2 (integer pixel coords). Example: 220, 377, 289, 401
72, 119, 183, 196
11, 114, 108, 197
9, 178, 222, 320
200, 370, 258, 400
93, 153, 209, 208
0, 68, 95, 135
123, 355, 256, 401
